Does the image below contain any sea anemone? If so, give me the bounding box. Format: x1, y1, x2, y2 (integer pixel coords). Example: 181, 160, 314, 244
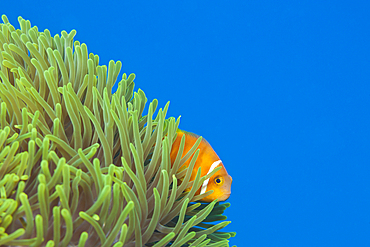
0, 15, 235, 246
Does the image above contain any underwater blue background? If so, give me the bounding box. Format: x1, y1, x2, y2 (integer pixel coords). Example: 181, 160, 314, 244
3, 0, 370, 246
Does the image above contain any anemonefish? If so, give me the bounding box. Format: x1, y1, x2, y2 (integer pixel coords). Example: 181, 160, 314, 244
170, 129, 232, 202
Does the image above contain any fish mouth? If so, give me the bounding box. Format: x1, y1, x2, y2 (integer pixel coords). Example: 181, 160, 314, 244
219, 192, 231, 201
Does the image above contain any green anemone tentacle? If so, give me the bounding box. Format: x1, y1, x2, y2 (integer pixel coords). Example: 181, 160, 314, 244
0, 15, 235, 246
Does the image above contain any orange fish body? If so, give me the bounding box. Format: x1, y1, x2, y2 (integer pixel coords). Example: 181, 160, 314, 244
170, 129, 232, 202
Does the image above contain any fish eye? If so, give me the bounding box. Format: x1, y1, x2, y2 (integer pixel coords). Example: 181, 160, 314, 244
214, 177, 223, 185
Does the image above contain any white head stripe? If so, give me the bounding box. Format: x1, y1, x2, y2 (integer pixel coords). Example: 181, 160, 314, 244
200, 160, 222, 195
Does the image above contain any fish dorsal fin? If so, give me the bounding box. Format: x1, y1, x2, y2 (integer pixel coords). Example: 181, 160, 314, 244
177, 129, 210, 145
177, 129, 200, 138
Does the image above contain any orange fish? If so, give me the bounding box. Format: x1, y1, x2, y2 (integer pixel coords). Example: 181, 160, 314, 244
170, 129, 232, 202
